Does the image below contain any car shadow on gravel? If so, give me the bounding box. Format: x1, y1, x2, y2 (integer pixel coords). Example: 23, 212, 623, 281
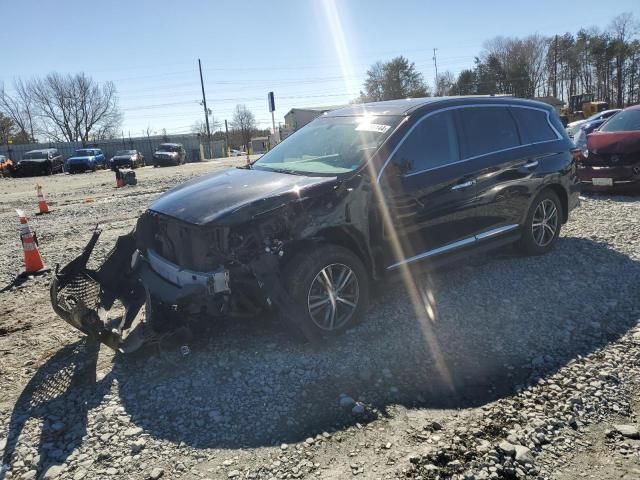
1, 339, 111, 478
4, 236, 640, 458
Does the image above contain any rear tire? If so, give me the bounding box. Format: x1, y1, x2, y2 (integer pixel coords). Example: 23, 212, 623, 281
517, 189, 563, 256
283, 244, 369, 337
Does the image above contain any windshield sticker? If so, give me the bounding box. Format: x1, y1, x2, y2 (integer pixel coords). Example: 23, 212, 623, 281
355, 123, 391, 133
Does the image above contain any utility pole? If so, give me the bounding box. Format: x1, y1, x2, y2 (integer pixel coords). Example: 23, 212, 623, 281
432, 48, 439, 95
224, 119, 230, 157
553, 35, 558, 99
198, 58, 212, 159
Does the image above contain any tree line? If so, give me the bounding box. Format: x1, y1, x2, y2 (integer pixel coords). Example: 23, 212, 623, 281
1, 73, 122, 145
360, 12, 639, 108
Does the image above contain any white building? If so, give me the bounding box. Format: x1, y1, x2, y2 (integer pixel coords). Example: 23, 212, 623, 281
284, 105, 346, 131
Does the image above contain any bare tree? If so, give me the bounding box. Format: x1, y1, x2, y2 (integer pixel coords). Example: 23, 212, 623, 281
0, 79, 37, 141
435, 71, 456, 96
191, 115, 220, 137
231, 104, 256, 151
28, 73, 122, 142
609, 12, 638, 106
0, 112, 14, 144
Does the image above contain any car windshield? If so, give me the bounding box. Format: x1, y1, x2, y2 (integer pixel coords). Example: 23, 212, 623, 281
599, 110, 640, 132
23, 151, 48, 160
158, 145, 180, 152
116, 150, 135, 155
253, 115, 401, 176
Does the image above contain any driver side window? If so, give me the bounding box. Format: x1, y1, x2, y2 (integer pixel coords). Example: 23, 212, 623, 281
392, 110, 459, 175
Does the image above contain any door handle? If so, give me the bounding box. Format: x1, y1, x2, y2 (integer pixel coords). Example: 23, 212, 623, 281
450, 180, 476, 191
523, 160, 539, 169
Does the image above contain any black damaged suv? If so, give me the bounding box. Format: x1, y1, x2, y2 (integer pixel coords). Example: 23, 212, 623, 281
52, 96, 580, 351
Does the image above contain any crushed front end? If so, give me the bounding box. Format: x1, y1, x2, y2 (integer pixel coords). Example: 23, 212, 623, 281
50, 210, 319, 352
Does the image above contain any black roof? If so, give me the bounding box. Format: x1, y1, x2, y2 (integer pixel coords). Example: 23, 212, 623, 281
326, 96, 554, 117
25, 148, 57, 154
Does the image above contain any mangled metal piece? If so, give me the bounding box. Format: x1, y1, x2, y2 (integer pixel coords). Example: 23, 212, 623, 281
51, 227, 147, 352
50, 224, 321, 353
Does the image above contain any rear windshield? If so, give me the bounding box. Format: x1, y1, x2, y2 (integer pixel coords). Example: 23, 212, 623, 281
253, 115, 401, 176
599, 110, 640, 132
23, 151, 48, 160
116, 150, 135, 155
74, 149, 94, 156
158, 145, 181, 152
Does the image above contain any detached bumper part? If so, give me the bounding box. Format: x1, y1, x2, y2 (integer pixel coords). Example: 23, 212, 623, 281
141, 249, 229, 298
50, 229, 147, 352
50, 229, 230, 352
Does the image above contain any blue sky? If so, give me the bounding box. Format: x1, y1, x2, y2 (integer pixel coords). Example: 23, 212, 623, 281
1, 0, 638, 137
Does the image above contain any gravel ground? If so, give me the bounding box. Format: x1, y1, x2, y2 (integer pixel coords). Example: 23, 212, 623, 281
0, 164, 639, 480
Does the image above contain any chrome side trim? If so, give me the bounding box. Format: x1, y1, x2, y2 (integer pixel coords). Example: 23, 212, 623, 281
386, 237, 476, 270
475, 223, 519, 240
376, 104, 563, 182
386, 224, 519, 270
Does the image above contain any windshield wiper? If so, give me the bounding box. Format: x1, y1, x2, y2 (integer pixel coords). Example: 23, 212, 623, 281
253, 166, 306, 176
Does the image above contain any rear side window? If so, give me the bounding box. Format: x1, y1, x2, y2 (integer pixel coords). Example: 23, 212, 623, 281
392, 110, 459, 174
458, 107, 519, 158
511, 108, 558, 144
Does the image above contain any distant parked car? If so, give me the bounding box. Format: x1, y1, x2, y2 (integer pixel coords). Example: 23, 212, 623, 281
0, 155, 13, 177
13, 149, 64, 177
229, 149, 245, 157
65, 148, 106, 173
578, 104, 640, 191
573, 109, 621, 155
152, 143, 186, 167
566, 109, 620, 139
110, 150, 145, 170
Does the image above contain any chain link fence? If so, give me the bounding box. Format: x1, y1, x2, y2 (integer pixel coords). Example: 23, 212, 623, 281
3, 134, 226, 163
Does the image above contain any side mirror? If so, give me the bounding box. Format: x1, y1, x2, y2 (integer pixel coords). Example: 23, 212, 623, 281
394, 158, 413, 176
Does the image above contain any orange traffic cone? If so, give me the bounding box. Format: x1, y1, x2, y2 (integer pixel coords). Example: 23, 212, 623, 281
16, 209, 49, 277
36, 184, 51, 215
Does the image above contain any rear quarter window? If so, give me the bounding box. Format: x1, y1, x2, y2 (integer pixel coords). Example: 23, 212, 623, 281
458, 107, 520, 158
511, 107, 558, 144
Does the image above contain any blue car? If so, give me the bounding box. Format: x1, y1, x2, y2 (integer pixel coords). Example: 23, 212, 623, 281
65, 148, 106, 173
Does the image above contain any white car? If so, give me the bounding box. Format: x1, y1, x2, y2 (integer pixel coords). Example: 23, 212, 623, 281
229, 149, 245, 157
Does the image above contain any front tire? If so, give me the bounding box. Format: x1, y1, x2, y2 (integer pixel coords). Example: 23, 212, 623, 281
517, 189, 562, 255
284, 244, 369, 337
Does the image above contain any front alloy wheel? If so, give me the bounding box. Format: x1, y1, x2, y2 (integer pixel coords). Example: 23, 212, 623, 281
308, 263, 360, 331
285, 245, 369, 337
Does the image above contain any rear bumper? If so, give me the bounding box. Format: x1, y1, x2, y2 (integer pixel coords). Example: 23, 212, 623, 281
153, 156, 179, 166
578, 164, 640, 191
67, 161, 94, 171
13, 163, 48, 176
111, 159, 133, 169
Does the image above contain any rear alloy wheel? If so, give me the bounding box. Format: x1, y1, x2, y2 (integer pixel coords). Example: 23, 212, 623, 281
518, 190, 562, 255
284, 245, 369, 337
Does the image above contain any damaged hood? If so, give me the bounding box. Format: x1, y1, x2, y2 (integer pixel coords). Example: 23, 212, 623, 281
587, 131, 640, 155
149, 167, 337, 225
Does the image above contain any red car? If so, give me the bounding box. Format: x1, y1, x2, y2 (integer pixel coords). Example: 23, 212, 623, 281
578, 104, 640, 192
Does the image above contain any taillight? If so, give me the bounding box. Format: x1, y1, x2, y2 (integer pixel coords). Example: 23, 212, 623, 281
571, 148, 583, 162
